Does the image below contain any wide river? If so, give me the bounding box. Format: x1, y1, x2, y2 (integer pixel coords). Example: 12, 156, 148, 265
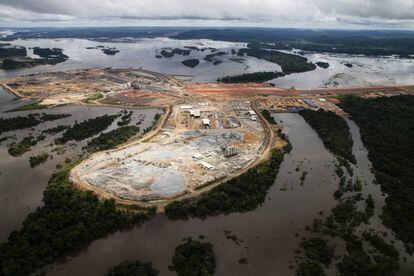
1, 93, 413, 274
1, 37, 413, 88
31, 113, 408, 276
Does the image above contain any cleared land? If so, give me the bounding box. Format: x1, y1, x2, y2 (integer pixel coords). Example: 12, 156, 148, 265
1, 68, 183, 106
2, 68, 413, 208
72, 99, 266, 204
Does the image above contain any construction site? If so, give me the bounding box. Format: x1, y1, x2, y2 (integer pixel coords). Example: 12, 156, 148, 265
257, 96, 347, 116
0, 68, 183, 106
2, 68, 413, 206
71, 99, 266, 202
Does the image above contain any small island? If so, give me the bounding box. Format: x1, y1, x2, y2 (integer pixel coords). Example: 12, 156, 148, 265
316, 61, 330, 69
159, 48, 191, 58
102, 47, 119, 55
182, 58, 200, 68
169, 238, 216, 276
218, 71, 283, 83
1, 46, 68, 69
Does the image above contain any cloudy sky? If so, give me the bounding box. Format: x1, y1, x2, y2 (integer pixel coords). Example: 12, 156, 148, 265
0, 0, 414, 29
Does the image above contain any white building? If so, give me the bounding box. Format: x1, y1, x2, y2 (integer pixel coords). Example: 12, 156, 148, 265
181, 105, 193, 109
199, 161, 214, 170
190, 110, 201, 117
192, 153, 204, 160
202, 118, 211, 127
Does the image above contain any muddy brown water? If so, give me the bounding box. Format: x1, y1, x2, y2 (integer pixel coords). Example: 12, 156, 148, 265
0, 92, 161, 242
45, 113, 341, 276
1, 98, 413, 275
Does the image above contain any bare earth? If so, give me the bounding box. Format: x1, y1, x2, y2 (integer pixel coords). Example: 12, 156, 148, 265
2, 68, 413, 208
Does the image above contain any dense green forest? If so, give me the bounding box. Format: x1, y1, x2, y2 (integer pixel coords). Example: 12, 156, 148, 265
106, 260, 159, 276
295, 95, 411, 275
0, 113, 70, 135
2, 46, 68, 69
173, 28, 414, 57
0, 115, 41, 134
42, 125, 70, 135
218, 71, 282, 83
340, 95, 414, 253
1, 57, 64, 69
299, 109, 356, 164
0, 167, 155, 275
169, 238, 215, 276
237, 48, 316, 74
0, 43, 26, 58
85, 126, 139, 152
56, 114, 117, 144
32, 47, 68, 60
165, 148, 285, 219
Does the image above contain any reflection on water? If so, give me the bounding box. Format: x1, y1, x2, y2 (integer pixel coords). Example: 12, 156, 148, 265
0, 38, 412, 88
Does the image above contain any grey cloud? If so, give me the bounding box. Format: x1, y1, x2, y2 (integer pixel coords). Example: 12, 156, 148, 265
0, 0, 413, 26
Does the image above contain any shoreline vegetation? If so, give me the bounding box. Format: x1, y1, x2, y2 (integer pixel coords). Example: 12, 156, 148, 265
181, 58, 200, 68
55, 114, 117, 144
84, 126, 140, 153
218, 71, 283, 83
299, 109, 356, 164
237, 48, 316, 74
106, 260, 159, 276
294, 97, 408, 275
0, 46, 68, 70
0, 167, 156, 275
169, 237, 215, 276
0, 109, 163, 275
165, 145, 288, 220
340, 95, 414, 254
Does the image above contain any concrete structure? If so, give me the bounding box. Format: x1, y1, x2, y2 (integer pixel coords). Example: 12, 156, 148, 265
190, 109, 201, 117
202, 118, 211, 127
199, 161, 214, 170
223, 147, 239, 157
192, 153, 204, 160
181, 105, 193, 109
